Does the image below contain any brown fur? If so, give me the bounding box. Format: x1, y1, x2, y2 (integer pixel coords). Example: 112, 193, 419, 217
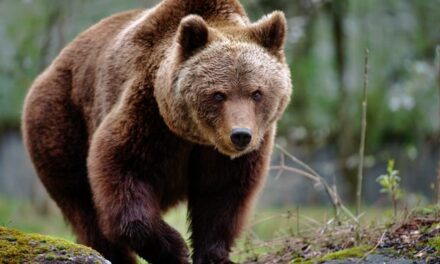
22, 0, 292, 263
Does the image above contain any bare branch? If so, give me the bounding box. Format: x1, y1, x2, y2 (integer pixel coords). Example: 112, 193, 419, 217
436, 45, 440, 205
271, 145, 358, 223
356, 49, 369, 216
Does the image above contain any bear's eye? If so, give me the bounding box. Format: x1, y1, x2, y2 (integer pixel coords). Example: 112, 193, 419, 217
251, 90, 262, 102
213, 92, 226, 102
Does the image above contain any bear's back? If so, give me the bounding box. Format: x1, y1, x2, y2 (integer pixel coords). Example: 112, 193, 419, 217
45, 0, 250, 135
50, 9, 143, 133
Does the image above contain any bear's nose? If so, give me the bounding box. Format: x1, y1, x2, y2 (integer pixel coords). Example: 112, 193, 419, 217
230, 128, 252, 150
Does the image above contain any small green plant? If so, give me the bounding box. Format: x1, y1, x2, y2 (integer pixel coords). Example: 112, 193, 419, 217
376, 160, 402, 218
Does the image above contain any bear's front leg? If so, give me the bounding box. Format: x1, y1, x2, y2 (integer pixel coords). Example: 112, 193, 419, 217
188, 145, 270, 264
90, 166, 189, 264
88, 118, 189, 264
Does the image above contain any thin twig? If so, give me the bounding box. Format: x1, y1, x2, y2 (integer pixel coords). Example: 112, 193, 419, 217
341, 204, 358, 222
356, 230, 386, 264
250, 214, 283, 226
299, 214, 323, 226
436, 45, 440, 205
271, 165, 319, 182
356, 49, 369, 216
332, 174, 340, 223
276, 144, 322, 178
296, 206, 300, 236
275, 153, 285, 180
270, 163, 341, 219
272, 145, 358, 223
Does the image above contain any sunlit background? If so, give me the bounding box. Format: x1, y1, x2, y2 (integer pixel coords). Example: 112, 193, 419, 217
0, 0, 439, 249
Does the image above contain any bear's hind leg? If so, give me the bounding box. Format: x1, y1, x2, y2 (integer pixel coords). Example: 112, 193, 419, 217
22, 71, 136, 264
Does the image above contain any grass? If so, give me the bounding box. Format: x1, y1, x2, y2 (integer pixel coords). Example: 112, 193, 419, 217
0, 196, 393, 243
0, 198, 73, 241
0, 197, 380, 235
248, 206, 390, 240
1, 196, 438, 263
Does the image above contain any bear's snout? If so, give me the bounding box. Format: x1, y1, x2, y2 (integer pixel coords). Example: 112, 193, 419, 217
230, 128, 252, 150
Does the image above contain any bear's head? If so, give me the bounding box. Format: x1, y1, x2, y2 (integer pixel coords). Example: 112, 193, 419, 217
155, 11, 292, 158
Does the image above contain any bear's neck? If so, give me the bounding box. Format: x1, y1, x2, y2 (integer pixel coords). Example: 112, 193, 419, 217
154, 46, 210, 145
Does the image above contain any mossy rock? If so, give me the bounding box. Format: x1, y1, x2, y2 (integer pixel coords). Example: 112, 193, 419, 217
428, 236, 440, 253
318, 245, 372, 261
0, 226, 110, 264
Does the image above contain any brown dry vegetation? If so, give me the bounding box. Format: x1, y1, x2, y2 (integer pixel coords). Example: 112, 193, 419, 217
237, 207, 440, 263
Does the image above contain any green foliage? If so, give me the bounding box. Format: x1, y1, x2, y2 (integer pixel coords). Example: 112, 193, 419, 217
412, 205, 440, 216
376, 160, 402, 217
0, 0, 160, 131
376, 160, 402, 198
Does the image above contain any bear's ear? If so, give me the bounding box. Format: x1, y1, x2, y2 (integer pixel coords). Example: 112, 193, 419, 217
177, 15, 210, 61
250, 11, 287, 58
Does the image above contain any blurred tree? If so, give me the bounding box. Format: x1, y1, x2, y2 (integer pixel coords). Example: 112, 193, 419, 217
325, 0, 360, 198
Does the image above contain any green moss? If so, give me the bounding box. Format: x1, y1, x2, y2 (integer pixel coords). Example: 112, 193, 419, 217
0, 226, 104, 263
290, 258, 312, 264
318, 245, 372, 261
428, 236, 440, 252
45, 252, 56, 260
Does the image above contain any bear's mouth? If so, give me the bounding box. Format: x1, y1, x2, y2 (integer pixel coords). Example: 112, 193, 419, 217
215, 141, 253, 159
209, 130, 255, 158
234, 146, 247, 151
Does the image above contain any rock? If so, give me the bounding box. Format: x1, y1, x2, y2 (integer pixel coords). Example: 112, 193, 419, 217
322, 254, 426, 264
0, 226, 110, 264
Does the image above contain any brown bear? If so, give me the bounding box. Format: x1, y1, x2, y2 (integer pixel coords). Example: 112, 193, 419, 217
22, 0, 292, 263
